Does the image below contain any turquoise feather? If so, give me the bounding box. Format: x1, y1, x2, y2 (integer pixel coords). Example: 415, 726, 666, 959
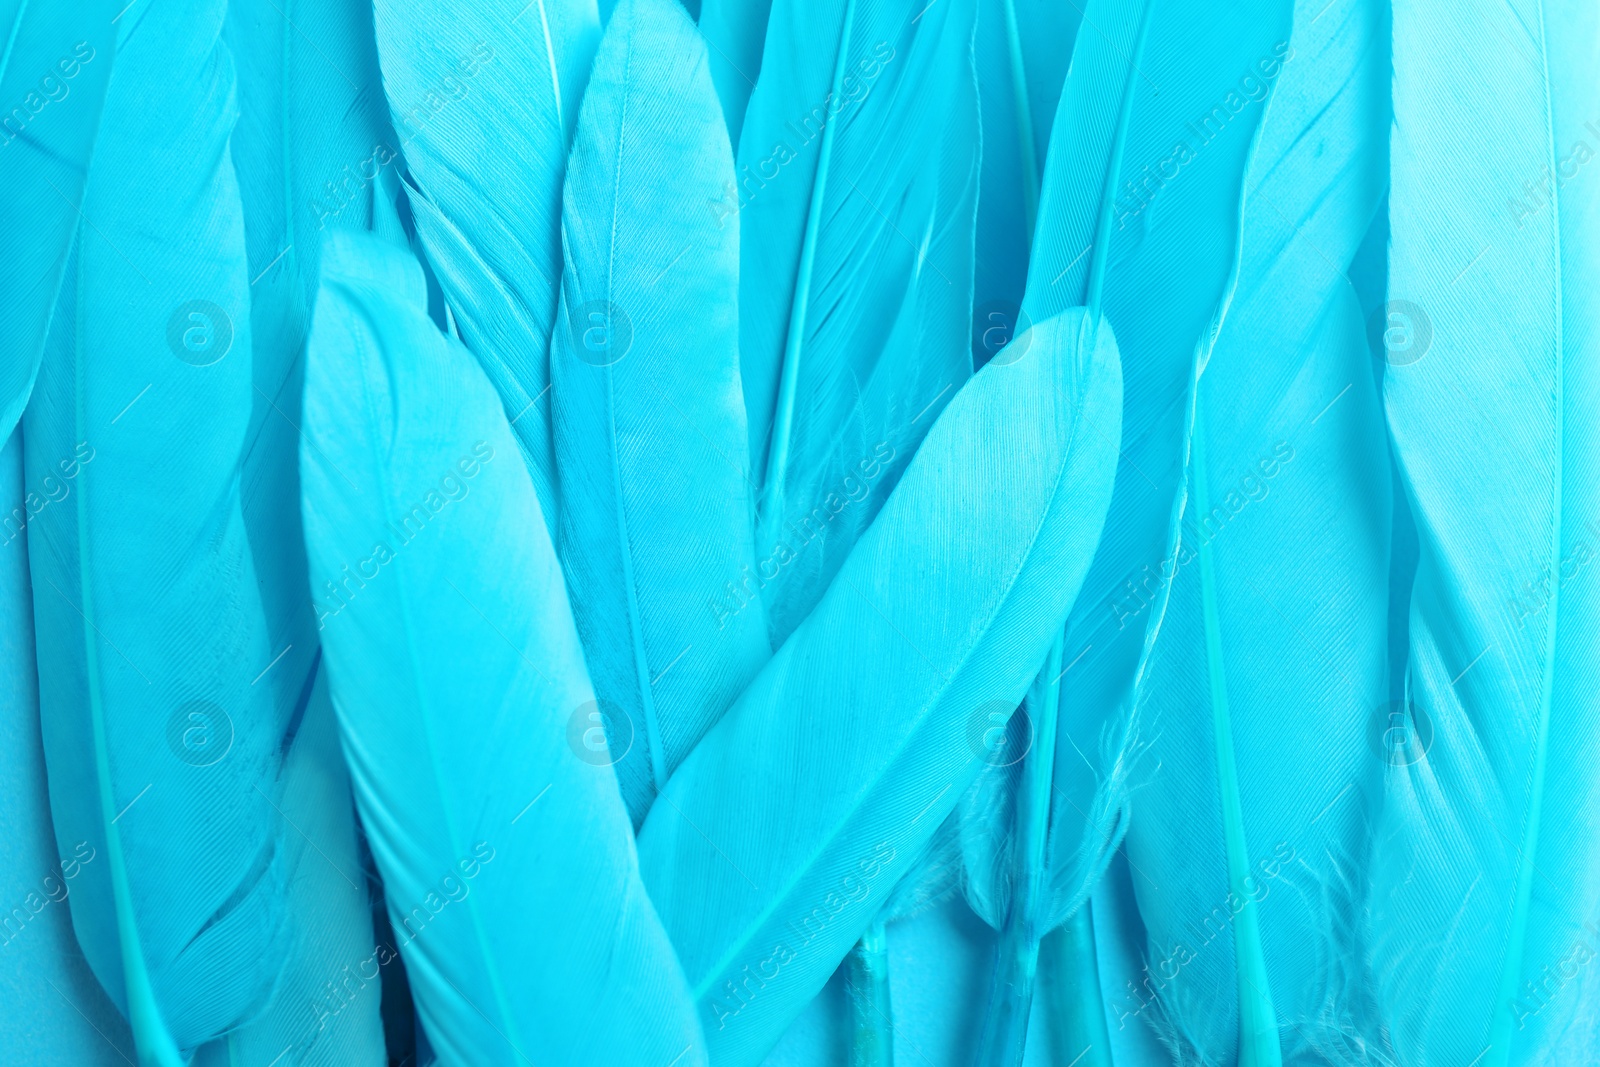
1124, 1, 1392, 1061
970, 0, 1080, 368
301, 231, 708, 1067
372, 0, 602, 532
1, 427, 136, 1065
734, 0, 981, 643
999, 0, 1298, 1001
551, 0, 769, 827
697, 0, 772, 145
191, 665, 386, 1067
0, 1, 117, 440
23, 1, 291, 1058
1372, 0, 1600, 1063
208, 12, 403, 1060
636, 304, 1122, 1066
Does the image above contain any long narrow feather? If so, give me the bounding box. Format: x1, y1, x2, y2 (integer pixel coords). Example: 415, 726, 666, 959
22, 1, 291, 1058
0, 428, 135, 1066
552, 0, 769, 827
301, 231, 708, 1067
371, 0, 601, 532
992, 0, 1299, 993
696, 0, 771, 145
964, 2, 1312, 1061
1122, 2, 1392, 1062
735, 0, 981, 643
970, 0, 1080, 366
0, 2, 116, 441
637, 303, 1122, 1066
213, 14, 401, 1055
1372, 0, 1600, 1063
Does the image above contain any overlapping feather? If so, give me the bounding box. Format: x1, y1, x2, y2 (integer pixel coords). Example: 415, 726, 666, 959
735, 0, 981, 643
636, 304, 1122, 1065
1121, 3, 1392, 1062
0, 1, 117, 441
301, 231, 708, 1067
0, 429, 136, 1066
1371, 1, 1600, 1063
964, 0, 1302, 1003
696, 0, 772, 145
551, 0, 769, 828
23, 1, 291, 1058
372, 0, 602, 531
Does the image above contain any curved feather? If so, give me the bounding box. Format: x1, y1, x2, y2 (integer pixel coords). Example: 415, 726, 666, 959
637, 305, 1123, 1066
697, 0, 772, 146
0, 1, 117, 441
22, 1, 290, 1057
1372, 0, 1600, 1063
735, 0, 981, 643
302, 231, 707, 1067
0, 428, 135, 1066
1123, 2, 1392, 1061
372, 0, 601, 532
552, 0, 769, 827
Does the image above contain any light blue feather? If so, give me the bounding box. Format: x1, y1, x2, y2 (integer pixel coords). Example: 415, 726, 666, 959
22, 1, 290, 1059
0, 1, 117, 441
961, 2, 1310, 1061
0, 428, 136, 1066
970, 0, 1080, 367
551, 0, 769, 828
301, 231, 708, 1067
734, 0, 981, 643
371, 0, 602, 533
212, 16, 401, 1055
1123, 3, 1392, 1062
1004, 0, 1298, 988
696, 0, 771, 146
1372, 0, 1600, 1063
636, 304, 1123, 1066
225, 0, 403, 708
191, 664, 385, 1067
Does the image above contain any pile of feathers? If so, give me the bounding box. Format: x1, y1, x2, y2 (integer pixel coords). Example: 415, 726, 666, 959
1, 0, 1595, 1065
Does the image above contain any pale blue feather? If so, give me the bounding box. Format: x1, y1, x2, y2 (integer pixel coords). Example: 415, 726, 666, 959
697, 0, 771, 146
1123, 3, 1392, 1062
636, 305, 1122, 1066
372, 0, 602, 533
302, 231, 708, 1067
0, 428, 135, 1066
734, 0, 981, 643
0, 1, 117, 441
552, 0, 769, 827
1372, 0, 1600, 1063
23, 1, 290, 1058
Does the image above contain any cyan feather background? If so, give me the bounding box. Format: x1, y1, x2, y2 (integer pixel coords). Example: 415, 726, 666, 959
3, 1, 1597, 1066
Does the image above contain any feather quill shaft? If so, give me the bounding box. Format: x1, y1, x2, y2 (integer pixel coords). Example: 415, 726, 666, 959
846, 920, 894, 1067
1191, 405, 1281, 1067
